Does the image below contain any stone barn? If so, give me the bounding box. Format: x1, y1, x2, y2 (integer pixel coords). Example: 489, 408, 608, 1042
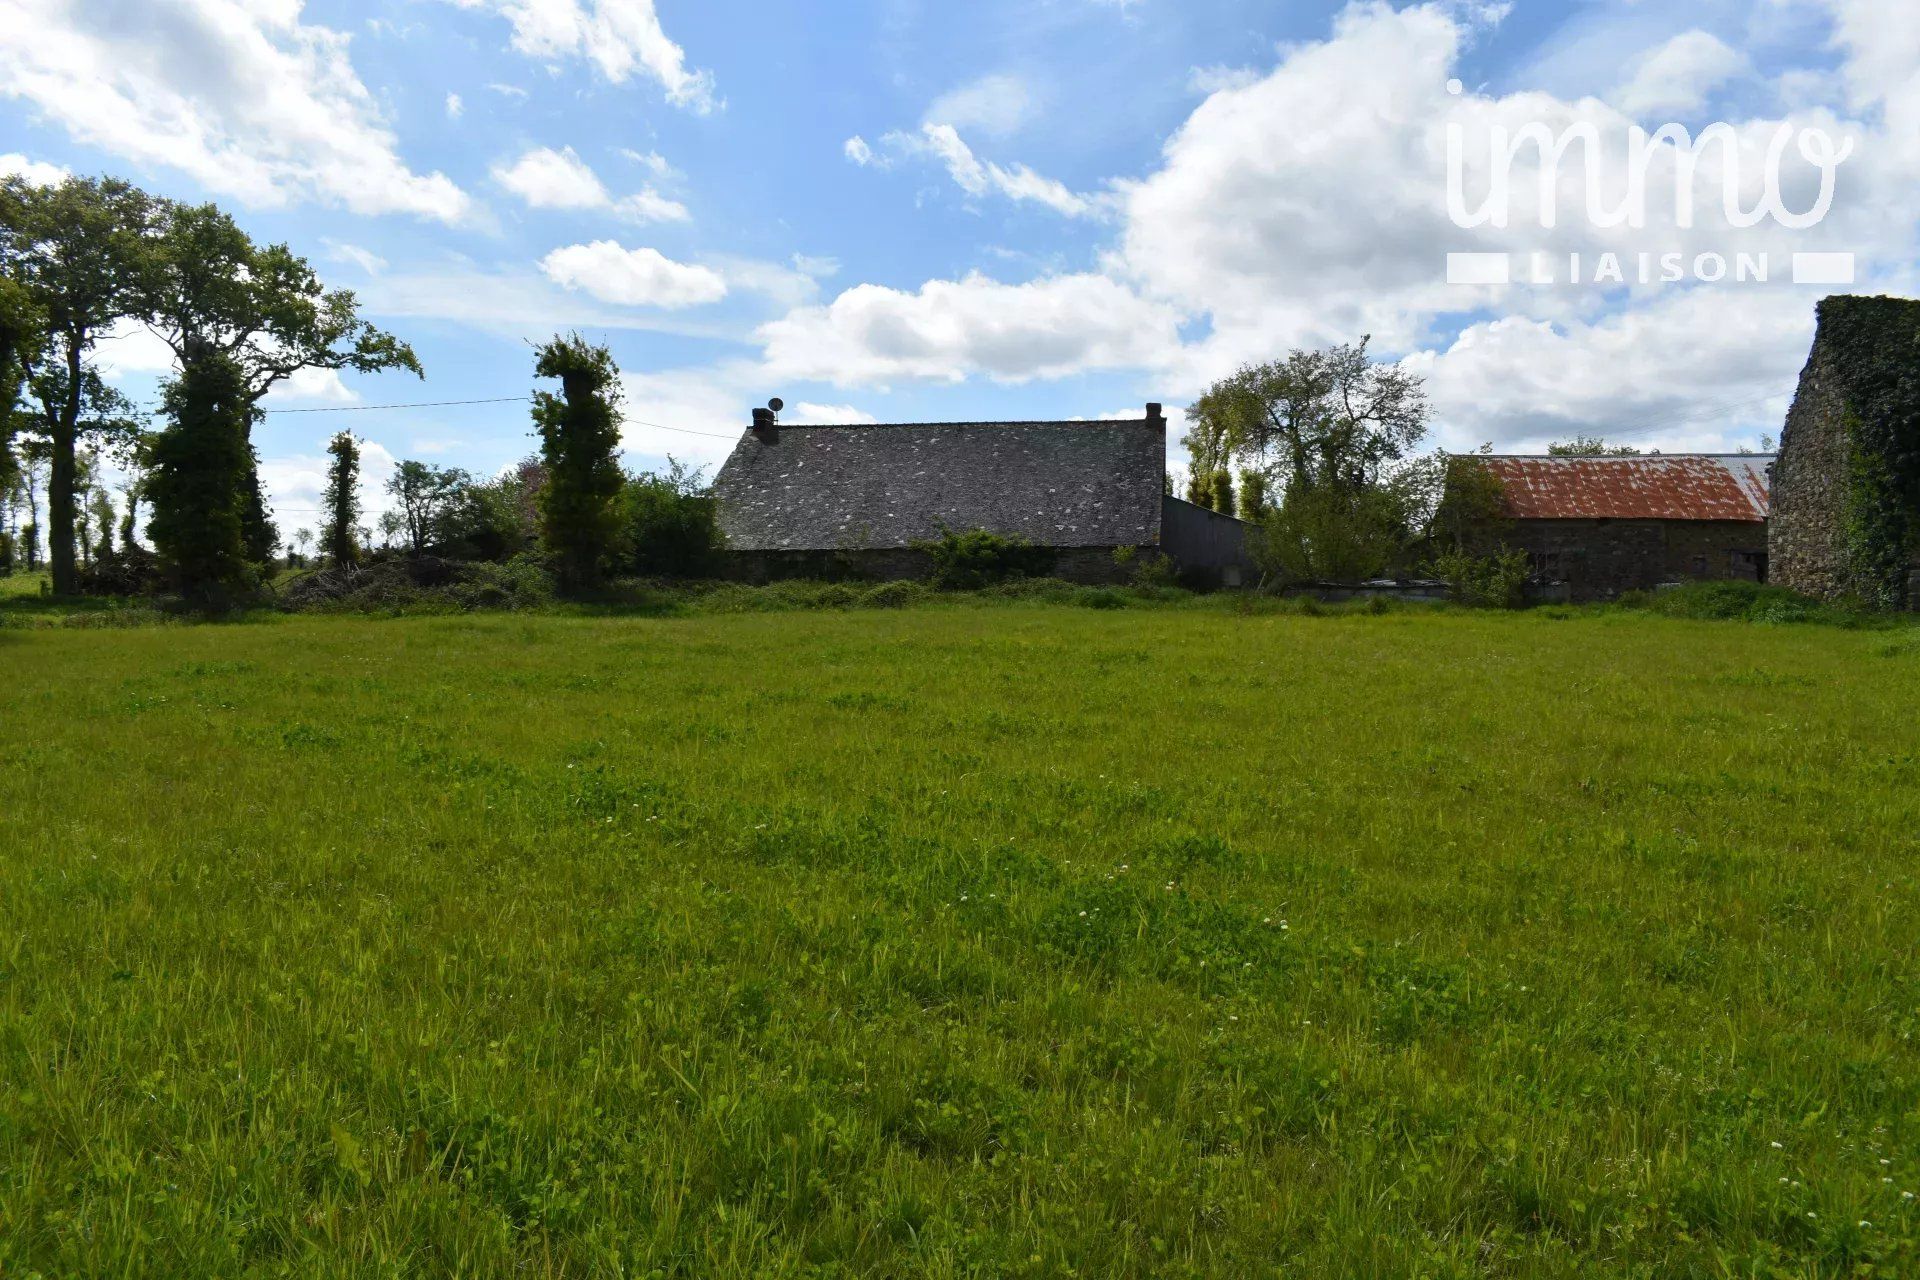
1769, 295, 1920, 610
1473, 454, 1774, 601
708, 403, 1253, 584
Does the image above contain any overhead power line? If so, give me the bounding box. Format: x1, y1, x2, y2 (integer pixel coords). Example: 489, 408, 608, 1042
262, 395, 528, 414
128, 392, 746, 442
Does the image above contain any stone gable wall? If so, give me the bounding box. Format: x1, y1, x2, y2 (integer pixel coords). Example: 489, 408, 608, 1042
1770, 296, 1920, 609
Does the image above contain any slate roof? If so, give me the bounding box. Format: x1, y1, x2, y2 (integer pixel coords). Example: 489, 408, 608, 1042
1481, 454, 1774, 522
710, 418, 1167, 551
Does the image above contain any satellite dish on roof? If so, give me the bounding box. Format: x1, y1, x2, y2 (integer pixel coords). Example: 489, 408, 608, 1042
768, 397, 784, 413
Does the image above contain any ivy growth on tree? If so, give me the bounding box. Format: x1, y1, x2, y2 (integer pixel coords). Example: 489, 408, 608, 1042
322, 431, 362, 567
532, 334, 626, 592
145, 353, 258, 601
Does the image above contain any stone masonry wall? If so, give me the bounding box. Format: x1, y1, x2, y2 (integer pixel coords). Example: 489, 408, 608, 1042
1504, 518, 1770, 601
1769, 335, 1855, 601
1770, 296, 1920, 608
724, 545, 1139, 586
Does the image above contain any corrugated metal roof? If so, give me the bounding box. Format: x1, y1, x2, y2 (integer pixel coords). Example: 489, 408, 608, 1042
711, 418, 1166, 551
1481, 454, 1774, 522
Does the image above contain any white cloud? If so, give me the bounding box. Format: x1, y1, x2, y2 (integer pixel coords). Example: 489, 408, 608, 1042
322, 238, 387, 275
1611, 31, 1747, 118
264, 366, 359, 405
540, 240, 728, 308
620, 148, 675, 178
844, 135, 878, 167
445, 91, 463, 119
92, 321, 179, 380
758, 272, 1183, 387
359, 262, 741, 340
876, 123, 1104, 218
490, 145, 688, 221
441, 0, 716, 112
789, 402, 878, 425
614, 189, 690, 222
491, 144, 607, 207
925, 72, 1034, 138
1407, 286, 1815, 451
0, 0, 470, 222
0, 152, 68, 186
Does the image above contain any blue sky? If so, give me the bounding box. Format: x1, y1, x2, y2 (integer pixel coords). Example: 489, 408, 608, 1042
3, 0, 1915, 536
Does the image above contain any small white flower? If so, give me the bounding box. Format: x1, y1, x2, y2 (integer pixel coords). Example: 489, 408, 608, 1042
1859, 1220, 1871, 1228
1807, 1211, 1816, 1219
1771, 1141, 1784, 1149
1904, 1191, 1915, 1200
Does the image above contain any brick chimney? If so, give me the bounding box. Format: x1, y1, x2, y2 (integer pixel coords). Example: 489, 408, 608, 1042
751, 396, 783, 441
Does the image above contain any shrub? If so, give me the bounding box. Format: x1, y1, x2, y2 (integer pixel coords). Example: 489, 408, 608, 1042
862, 580, 928, 609
1427, 548, 1530, 609
1250, 482, 1423, 585
1616, 580, 1889, 627
1075, 587, 1128, 610
280, 554, 555, 614
622, 466, 724, 577
913, 526, 1055, 589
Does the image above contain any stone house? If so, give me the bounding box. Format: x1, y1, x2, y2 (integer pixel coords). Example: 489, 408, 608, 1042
1472, 454, 1775, 601
708, 403, 1253, 584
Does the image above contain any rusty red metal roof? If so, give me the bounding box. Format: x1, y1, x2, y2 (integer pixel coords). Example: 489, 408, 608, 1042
1480, 454, 1773, 522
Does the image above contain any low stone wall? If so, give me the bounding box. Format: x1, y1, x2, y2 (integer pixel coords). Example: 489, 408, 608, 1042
723, 545, 1140, 586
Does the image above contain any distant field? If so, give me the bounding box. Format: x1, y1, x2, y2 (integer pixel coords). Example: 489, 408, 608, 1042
2, 603, 1918, 1276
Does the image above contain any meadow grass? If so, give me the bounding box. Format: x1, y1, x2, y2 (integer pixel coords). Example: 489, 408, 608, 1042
1, 601, 1917, 1276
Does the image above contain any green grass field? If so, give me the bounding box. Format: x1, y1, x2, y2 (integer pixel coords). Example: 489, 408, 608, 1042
3, 600, 1918, 1276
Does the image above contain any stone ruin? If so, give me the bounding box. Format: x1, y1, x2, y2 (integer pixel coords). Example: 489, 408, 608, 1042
1769, 295, 1920, 609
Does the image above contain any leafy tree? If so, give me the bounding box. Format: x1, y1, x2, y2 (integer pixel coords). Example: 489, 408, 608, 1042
1188, 338, 1428, 494
291, 527, 313, 567
85, 470, 115, 567
386, 460, 467, 555
429, 459, 544, 562
145, 352, 257, 600
1250, 475, 1434, 585
622, 459, 722, 577
1239, 470, 1269, 522
1426, 450, 1510, 552
532, 334, 625, 591
1192, 339, 1432, 585
1209, 467, 1235, 517
1182, 470, 1210, 507
0, 273, 42, 496
1, 175, 156, 594
377, 509, 404, 552
322, 431, 361, 567
140, 199, 418, 588
1547, 435, 1641, 457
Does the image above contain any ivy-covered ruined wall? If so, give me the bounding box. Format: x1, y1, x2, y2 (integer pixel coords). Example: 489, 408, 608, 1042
1770, 295, 1920, 609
